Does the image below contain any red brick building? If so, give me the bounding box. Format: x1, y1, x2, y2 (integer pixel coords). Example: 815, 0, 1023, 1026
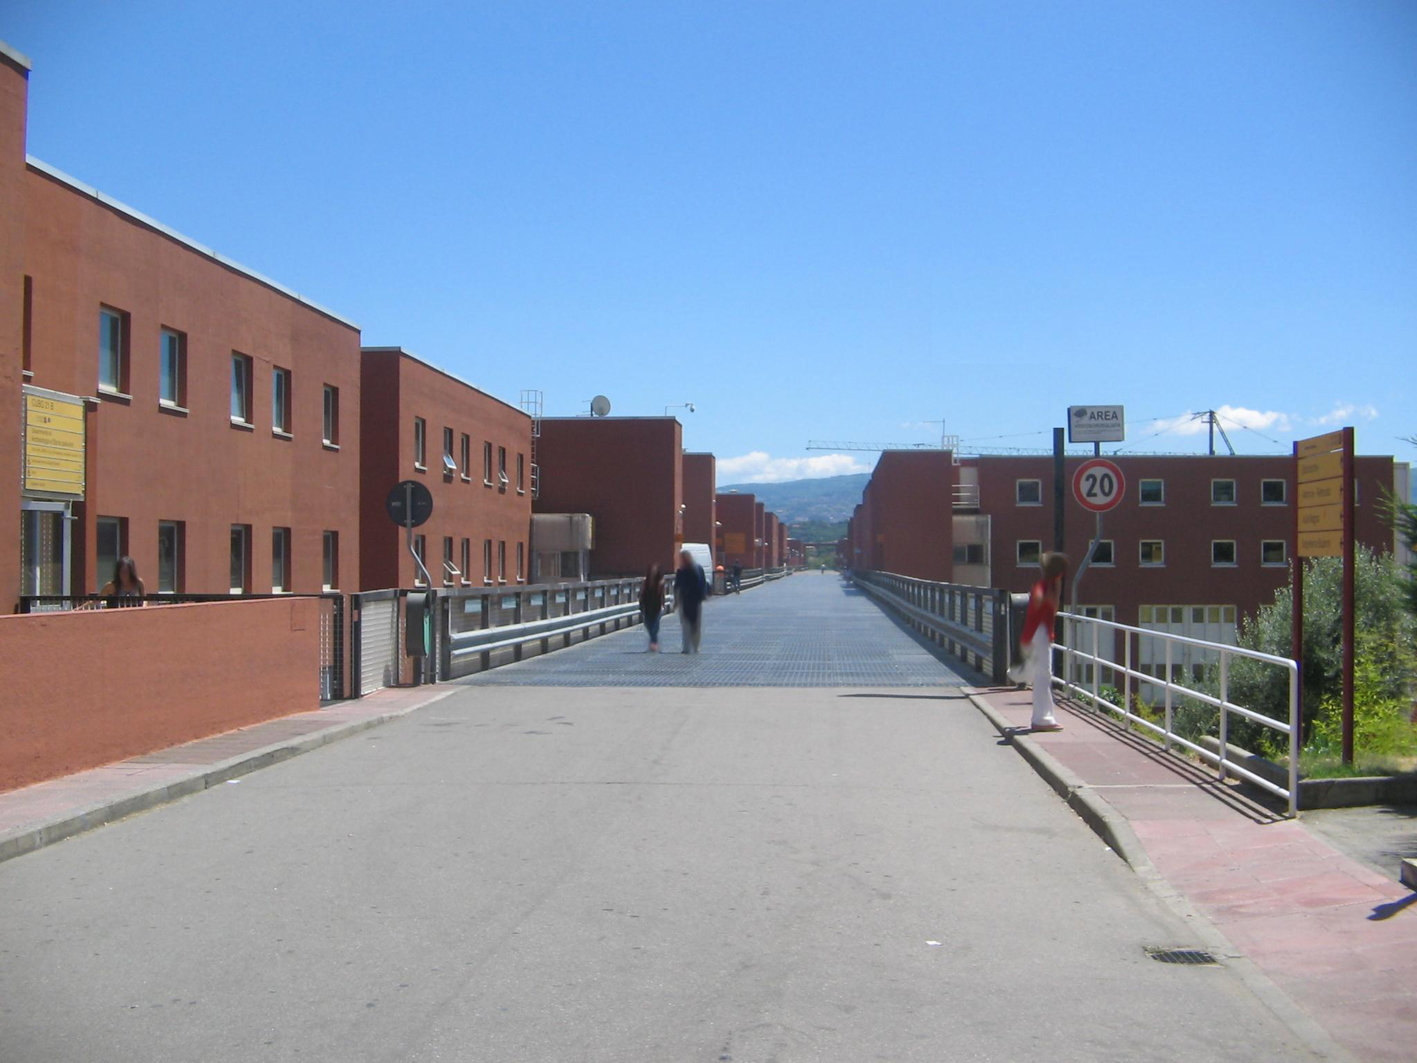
848, 451, 957, 582
716, 491, 757, 568
6, 45, 362, 604
764, 512, 780, 568
358, 348, 532, 590
682, 452, 717, 559
533, 417, 683, 577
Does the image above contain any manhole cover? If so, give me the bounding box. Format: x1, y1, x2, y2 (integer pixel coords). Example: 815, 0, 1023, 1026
1145, 946, 1220, 966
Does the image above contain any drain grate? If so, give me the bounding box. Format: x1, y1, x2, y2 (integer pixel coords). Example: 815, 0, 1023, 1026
1145, 946, 1221, 966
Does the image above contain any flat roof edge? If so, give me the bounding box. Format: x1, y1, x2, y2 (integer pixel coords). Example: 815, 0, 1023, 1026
26, 156, 360, 332
360, 346, 529, 419
0, 40, 33, 71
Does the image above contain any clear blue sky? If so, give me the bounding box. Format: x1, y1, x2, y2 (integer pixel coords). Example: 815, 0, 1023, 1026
8, 1, 1415, 481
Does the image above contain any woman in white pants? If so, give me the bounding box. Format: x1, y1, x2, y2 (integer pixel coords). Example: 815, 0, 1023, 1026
1020, 552, 1068, 731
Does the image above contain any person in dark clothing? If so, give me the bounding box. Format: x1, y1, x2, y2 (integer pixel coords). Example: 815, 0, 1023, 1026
673, 550, 708, 654
731, 561, 743, 594
639, 563, 665, 652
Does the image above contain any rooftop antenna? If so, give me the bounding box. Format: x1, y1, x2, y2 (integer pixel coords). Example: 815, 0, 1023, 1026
589, 395, 611, 417
1203, 410, 1235, 456
665, 402, 695, 416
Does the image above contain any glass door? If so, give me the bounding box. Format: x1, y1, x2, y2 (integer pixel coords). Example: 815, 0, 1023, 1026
20, 502, 71, 599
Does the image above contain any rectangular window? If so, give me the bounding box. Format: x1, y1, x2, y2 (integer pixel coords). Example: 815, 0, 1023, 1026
231, 352, 253, 424
157, 520, 184, 593
230, 524, 250, 593
460, 433, 471, 479
160, 328, 186, 407
1212, 540, 1237, 566
498, 446, 509, 486
98, 306, 127, 393
442, 427, 457, 474
483, 539, 493, 584
1016, 540, 1041, 566
1261, 539, 1287, 566
1015, 479, 1042, 505
1139, 478, 1164, 505
21, 276, 32, 372
1139, 540, 1164, 566
1211, 479, 1236, 505
272, 367, 292, 434
517, 453, 526, 493
483, 441, 493, 484
952, 543, 986, 565
95, 516, 125, 592
516, 542, 525, 582
443, 536, 456, 584
1261, 479, 1286, 505
460, 538, 471, 584
272, 527, 291, 591
498, 540, 507, 582
413, 534, 427, 584
322, 385, 340, 445
414, 417, 426, 468
322, 530, 339, 590
1091, 540, 1115, 566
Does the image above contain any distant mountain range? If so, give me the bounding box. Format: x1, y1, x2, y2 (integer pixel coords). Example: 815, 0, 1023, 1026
717, 473, 869, 525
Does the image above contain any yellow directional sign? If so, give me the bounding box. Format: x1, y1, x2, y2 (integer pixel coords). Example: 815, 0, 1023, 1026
1297, 476, 1344, 508
22, 389, 86, 499
1298, 503, 1344, 534
1297, 451, 1343, 484
1297, 531, 1343, 558
1297, 430, 1344, 459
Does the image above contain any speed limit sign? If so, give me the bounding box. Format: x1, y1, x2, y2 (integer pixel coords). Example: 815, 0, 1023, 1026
1073, 458, 1125, 513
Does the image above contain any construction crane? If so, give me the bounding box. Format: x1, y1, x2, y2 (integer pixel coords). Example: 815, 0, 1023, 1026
1201, 409, 1236, 457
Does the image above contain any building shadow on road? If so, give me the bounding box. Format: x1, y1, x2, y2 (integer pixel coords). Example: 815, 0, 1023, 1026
837, 692, 970, 701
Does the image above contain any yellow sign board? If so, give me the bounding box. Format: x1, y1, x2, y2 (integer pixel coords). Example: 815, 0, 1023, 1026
1297, 451, 1343, 484
723, 532, 746, 555
1297, 476, 1344, 509
23, 390, 86, 499
1297, 530, 1343, 558
1297, 430, 1344, 459
1298, 503, 1344, 534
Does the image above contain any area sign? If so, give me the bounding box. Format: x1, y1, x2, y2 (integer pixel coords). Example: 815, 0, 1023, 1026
1072, 458, 1126, 513
1068, 405, 1125, 444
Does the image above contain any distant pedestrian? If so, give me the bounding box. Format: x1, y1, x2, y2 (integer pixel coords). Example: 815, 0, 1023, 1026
1020, 552, 1069, 731
98, 556, 145, 608
673, 549, 708, 654
731, 561, 743, 594
639, 563, 665, 652
820, 563, 826, 574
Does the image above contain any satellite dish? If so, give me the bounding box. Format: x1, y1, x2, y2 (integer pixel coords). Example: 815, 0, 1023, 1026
591, 395, 612, 417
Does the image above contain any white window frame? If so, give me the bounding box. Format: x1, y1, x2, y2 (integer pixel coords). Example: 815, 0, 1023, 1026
230, 353, 253, 426
460, 433, 471, 481
442, 427, 457, 474
272, 527, 291, 592
516, 542, 525, 583
413, 534, 427, 586
272, 367, 292, 436
1261, 539, 1287, 567
1211, 478, 1237, 506
1090, 539, 1115, 567
322, 530, 339, 590
1261, 479, 1287, 506
460, 538, 472, 586
1016, 540, 1042, 566
483, 538, 493, 585
230, 524, 249, 593
497, 446, 510, 487
442, 536, 457, 585
95, 515, 125, 592
517, 454, 526, 495
98, 306, 126, 394
1138, 478, 1164, 506
1139, 540, 1164, 567
157, 520, 182, 594
1015, 479, 1042, 506
498, 540, 507, 583
413, 418, 427, 470
159, 328, 185, 408
483, 441, 494, 486
322, 385, 339, 447
1211, 539, 1237, 567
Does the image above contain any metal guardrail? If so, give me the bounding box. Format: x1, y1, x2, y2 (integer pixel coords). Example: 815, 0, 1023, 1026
1056, 611, 1300, 817
853, 571, 1009, 682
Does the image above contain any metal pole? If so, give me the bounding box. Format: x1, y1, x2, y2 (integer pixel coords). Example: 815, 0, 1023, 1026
1219, 651, 1229, 782
1163, 640, 1173, 752
1291, 440, 1305, 748
1341, 426, 1356, 766
1288, 664, 1300, 817
1052, 427, 1065, 553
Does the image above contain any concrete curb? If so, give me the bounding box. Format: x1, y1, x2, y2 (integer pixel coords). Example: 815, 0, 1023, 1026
0, 689, 456, 867
965, 689, 1359, 1063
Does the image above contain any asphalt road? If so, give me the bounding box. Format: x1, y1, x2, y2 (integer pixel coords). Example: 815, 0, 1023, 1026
0, 680, 1321, 1061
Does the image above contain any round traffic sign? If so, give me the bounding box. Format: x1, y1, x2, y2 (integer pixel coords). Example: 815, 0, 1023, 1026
1072, 458, 1125, 513
385, 479, 434, 528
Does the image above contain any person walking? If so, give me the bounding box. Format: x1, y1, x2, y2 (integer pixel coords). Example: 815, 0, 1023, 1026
1020, 552, 1068, 731
731, 561, 743, 594
639, 563, 665, 652
673, 549, 708, 654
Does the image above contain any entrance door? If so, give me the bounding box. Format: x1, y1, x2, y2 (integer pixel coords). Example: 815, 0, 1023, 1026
20, 502, 71, 600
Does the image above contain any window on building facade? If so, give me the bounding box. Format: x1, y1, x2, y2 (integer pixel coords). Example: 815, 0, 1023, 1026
414, 418, 427, 469
1016, 540, 1041, 566
1261, 479, 1286, 505
442, 427, 457, 474
517, 454, 526, 494
1139, 479, 1164, 505
952, 543, 986, 565
1211, 479, 1236, 505
483, 441, 493, 485
1015, 479, 1042, 505
460, 433, 471, 479
1261, 540, 1287, 566
323, 531, 339, 590
157, 520, 183, 593
1091, 540, 1114, 566
1211, 540, 1237, 566
230, 353, 253, 424
98, 306, 127, 393
498, 446, 509, 486
160, 328, 186, 407
413, 534, 427, 584
230, 525, 250, 593
323, 385, 340, 445
443, 536, 456, 584
460, 538, 471, 585
483, 539, 493, 584
272, 367, 292, 434
498, 540, 507, 582
1139, 540, 1164, 566
95, 516, 125, 592
21, 276, 32, 373
517, 542, 525, 582
272, 527, 291, 592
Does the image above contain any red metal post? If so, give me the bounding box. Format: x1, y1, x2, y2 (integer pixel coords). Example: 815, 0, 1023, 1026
1341, 426, 1356, 766
1291, 440, 1304, 742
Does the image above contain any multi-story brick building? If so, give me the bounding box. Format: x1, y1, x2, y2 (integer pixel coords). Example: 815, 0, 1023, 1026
682, 452, 717, 559
5, 43, 362, 605
716, 491, 757, 569
358, 348, 532, 590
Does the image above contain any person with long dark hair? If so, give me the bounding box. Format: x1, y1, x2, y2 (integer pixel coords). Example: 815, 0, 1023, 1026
639, 562, 665, 652
99, 556, 145, 607
1020, 552, 1068, 730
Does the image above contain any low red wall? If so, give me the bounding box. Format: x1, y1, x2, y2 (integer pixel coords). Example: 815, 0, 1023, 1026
0, 598, 320, 792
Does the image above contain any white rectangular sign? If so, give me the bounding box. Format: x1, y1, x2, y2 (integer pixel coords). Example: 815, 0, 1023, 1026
1068, 405, 1125, 444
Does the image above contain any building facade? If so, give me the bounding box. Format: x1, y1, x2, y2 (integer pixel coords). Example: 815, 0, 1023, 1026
682, 452, 717, 559
358, 348, 532, 590
715, 492, 757, 569
6, 45, 362, 605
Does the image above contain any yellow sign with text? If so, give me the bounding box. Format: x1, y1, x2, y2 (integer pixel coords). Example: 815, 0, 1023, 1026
1297, 504, 1344, 534
1297, 530, 1343, 558
23, 391, 86, 499
1297, 430, 1344, 459
1297, 476, 1344, 509
1297, 451, 1343, 484
723, 532, 746, 555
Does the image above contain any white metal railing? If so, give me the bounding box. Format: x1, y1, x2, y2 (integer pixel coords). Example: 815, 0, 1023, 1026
854, 571, 1008, 681
1055, 611, 1300, 817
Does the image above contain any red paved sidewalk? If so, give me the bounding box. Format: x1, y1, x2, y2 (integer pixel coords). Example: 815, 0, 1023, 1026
970, 685, 1416, 1063
0, 685, 454, 864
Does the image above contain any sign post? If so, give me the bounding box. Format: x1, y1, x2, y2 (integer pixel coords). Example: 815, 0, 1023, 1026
1293, 428, 1355, 764
386, 480, 435, 684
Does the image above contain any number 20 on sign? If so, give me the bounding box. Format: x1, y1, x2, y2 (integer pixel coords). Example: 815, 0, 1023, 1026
1072, 458, 1126, 513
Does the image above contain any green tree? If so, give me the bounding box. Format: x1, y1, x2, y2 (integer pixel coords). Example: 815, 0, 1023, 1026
1387, 436, 1417, 621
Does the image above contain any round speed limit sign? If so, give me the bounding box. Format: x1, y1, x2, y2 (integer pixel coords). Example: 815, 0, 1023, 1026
1073, 458, 1125, 513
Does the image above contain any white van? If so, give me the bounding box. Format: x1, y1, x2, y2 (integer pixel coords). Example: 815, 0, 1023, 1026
679, 542, 715, 590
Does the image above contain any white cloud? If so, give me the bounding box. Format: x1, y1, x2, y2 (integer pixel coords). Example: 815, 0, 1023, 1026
717, 451, 870, 483
1315, 403, 1379, 426
1152, 405, 1292, 438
